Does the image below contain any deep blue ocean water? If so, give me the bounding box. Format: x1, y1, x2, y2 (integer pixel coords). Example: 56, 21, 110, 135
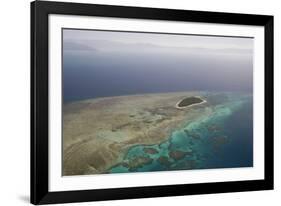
63, 51, 252, 103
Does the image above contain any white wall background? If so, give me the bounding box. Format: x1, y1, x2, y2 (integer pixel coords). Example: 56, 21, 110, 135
0, 0, 278, 205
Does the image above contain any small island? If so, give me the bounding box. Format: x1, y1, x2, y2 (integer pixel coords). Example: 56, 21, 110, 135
176, 96, 205, 109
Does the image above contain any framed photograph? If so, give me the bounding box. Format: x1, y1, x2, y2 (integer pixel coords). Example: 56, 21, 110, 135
31, 0, 274, 204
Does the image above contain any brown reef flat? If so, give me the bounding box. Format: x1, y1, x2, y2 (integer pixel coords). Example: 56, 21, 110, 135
63, 92, 208, 176
157, 156, 172, 167
143, 148, 158, 154
169, 150, 191, 160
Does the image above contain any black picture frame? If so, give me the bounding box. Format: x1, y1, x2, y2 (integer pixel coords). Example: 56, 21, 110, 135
31, 0, 274, 204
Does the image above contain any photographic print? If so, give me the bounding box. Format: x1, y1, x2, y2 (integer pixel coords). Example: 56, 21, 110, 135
31, 2, 273, 204
62, 29, 254, 176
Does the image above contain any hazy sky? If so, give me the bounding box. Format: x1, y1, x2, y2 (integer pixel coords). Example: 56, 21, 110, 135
63, 29, 253, 55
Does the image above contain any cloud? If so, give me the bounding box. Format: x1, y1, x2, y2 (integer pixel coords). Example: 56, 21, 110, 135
63, 38, 252, 58
63, 41, 98, 51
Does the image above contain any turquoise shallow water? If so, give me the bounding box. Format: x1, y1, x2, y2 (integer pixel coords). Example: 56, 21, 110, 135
110, 92, 253, 173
